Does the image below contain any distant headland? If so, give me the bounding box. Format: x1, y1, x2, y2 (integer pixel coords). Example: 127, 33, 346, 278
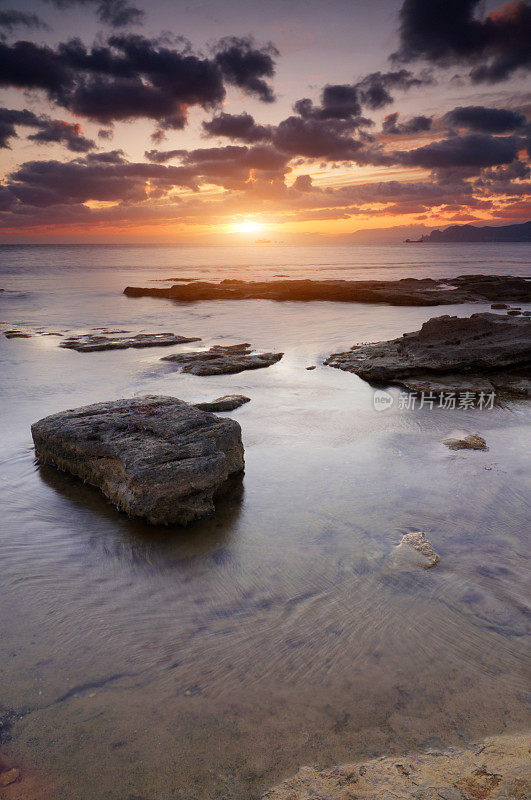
406, 220, 531, 243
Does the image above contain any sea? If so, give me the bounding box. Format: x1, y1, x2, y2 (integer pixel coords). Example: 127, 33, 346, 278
0, 242, 530, 799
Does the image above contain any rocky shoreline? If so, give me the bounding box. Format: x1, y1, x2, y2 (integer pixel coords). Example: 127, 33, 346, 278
325, 313, 531, 394
124, 274, 531, 306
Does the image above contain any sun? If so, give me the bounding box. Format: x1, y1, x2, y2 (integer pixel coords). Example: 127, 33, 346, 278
231, 220, 263, 234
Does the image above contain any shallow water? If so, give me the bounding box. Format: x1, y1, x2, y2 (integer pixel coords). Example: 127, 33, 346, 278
0, 243, 530, 799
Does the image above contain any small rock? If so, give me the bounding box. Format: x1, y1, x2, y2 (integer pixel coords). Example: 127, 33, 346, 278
0, 767, 21, 787
306, 366, 316, 370
397, 532, 439, 568
507, 309, 521, 316
194, 395, 250, 412
4, 329, 32, 338
491, 303, 509, 309
443, 433, 488, 451
162, 344, 283, 375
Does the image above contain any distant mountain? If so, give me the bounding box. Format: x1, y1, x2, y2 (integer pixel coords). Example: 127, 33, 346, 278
421, 221, 531, 243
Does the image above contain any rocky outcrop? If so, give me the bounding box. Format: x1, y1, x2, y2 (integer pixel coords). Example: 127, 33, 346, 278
325, 313, 531, 394
31, 396, 244, 525
60, 332, 201, 352
161, 344, 283, 375
444, 433, 488, 451
124, 274, 531, 306
193, 395, 250, 412
261, 732, 530, 799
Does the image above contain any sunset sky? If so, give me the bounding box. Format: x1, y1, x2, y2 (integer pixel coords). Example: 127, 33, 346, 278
0, 0, 530, 242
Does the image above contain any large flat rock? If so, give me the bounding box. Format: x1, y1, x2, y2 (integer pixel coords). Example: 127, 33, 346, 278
261, 732, 530, 799
161, 344, 283, 375
325, 313, 531, 394
31, 396, 244, 525
60, 332, 201, 352
124, 274, 531, 306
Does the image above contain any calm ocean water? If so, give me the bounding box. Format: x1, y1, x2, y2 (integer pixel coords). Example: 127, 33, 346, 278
0, 243, 530, 799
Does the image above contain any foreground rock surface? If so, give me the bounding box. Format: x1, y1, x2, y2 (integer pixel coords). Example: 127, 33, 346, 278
325, 313, 531, 394
193, 395, 250, 412
31, 396, 244, 525
60, 332, 201, 352
162, 344, 283, 375
261, 732, 530, 799
124, 274, 531, 306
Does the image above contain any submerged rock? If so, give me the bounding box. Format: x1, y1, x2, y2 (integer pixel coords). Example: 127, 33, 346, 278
124, 274, 531, 306
394, 531, 439, 569
324, 313, 531, 394
194, 395, 250, 412
161, 344, 283, 375
4, 329, 32, 338
443, 433, 488, 450
261, 732, 530, 799
60, 332, 201, 352
31, 396, 244, 525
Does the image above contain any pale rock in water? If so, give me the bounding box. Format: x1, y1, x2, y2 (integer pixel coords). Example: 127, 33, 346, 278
394, 531, 440, 569
443, 433, 488, 451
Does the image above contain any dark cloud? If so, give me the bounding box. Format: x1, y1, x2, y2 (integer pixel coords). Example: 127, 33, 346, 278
144, 144, 290, 189
6, 154, 197, 207
0, 33, 278, 127
85, 149, 126, 163
98, 128, 113, 140
144, 149, 186, 164
397, 133, 519, 169
214, 36, 278, 102
295, 85, 362, 119
293, 69, 430, 123
0, 108, 41, 148
394, 0, 531, 83
382, 112, 432, 135
292, 174, 313, 192
27, 120, 96, 152
272, 116, 367, 160
202, 112, 272, 143
0, 10, 49, 31
44, 0, 144, 28
0, 106, 96, 151
443, 105, 526, 133
0, 40, 70, 93
476, 160, 530, 185
355, 69, 432, 109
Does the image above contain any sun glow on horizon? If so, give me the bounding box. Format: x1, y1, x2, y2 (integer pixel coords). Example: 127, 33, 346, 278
231, 220, 264, 234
